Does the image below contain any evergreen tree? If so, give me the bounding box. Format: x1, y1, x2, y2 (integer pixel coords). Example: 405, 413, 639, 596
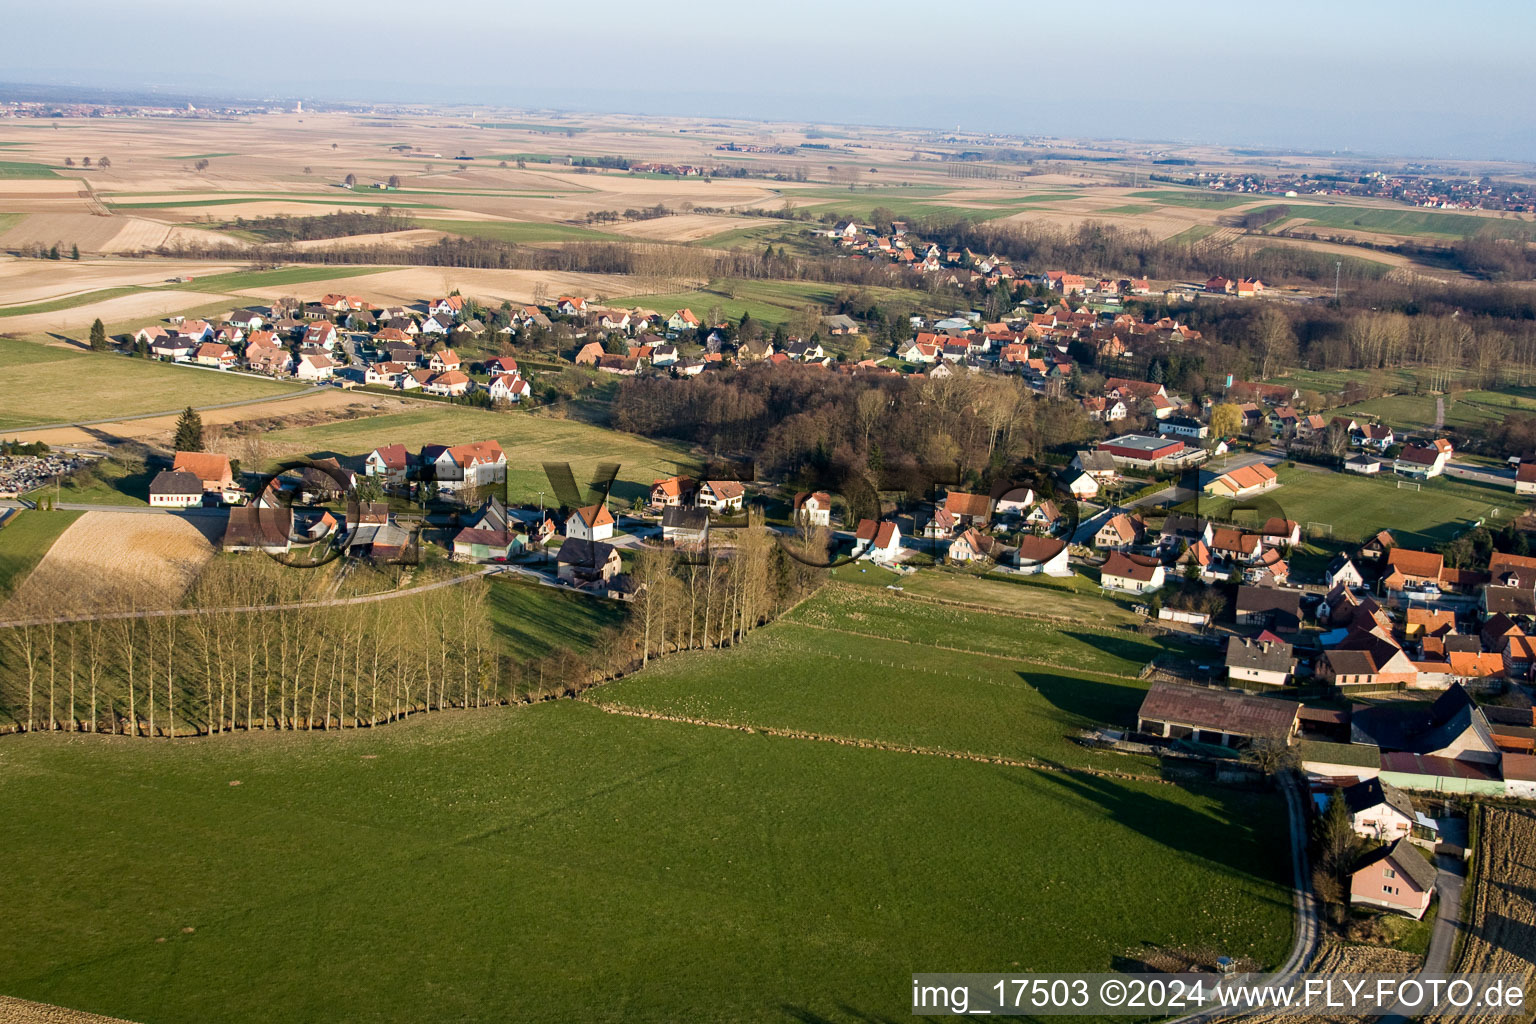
70, 244, 80, 261
173, 406, 204, 452
48, 245, 60, 260
89, 318, 108, 351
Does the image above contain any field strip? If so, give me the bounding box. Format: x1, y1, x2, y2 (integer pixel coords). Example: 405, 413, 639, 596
582, 698, 1165, 783
0, 995, 140, 1023
780, 619, 1148, 682
862, 583, 1132, 628
0, 567, 499, 628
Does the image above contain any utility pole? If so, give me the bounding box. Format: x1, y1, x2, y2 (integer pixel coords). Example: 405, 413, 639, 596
1334, 261, 1342, 303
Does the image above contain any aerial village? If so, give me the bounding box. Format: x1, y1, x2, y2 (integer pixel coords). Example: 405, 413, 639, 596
11, 219, 1533, 925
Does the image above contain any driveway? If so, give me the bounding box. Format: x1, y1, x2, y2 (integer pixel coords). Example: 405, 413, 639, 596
1377, 853, 1467, 1024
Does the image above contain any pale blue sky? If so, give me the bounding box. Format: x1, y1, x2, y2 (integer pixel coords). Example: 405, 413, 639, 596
10, 0, 1536, 160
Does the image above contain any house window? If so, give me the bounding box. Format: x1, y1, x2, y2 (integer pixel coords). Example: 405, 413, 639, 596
1384, 868, 1396, 879
1383, 885, 1397, 895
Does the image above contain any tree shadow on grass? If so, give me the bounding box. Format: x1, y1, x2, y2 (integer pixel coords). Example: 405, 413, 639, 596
1021, 671, 1146, 730
1008, 763, 1293, 905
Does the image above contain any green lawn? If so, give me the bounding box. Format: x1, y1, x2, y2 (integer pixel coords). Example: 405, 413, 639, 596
1197, 465, 1518, 546
0, 338, 299, 430
0, 699, 1292, 1024
896, 569, 1145, 627
259, 403, 694, 507
0, 509, 81, 599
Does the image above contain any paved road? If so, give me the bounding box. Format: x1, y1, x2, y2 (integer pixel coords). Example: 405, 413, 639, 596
1444, 460, 1515, 487
1165, 776, 1319, 1024
1377, 853, 1467, 1024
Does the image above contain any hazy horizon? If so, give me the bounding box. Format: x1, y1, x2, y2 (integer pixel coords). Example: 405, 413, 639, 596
9, 0, 1536, 163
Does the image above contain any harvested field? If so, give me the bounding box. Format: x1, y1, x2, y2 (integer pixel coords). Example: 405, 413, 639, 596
0, 289, 229, 333
230, 266, 699, 307
1428, 805, 1536, 1024
0, 257, 243, 306
0, 995, 139, 1024
602, 213, 759, 242
6, 392, 414, 449
1234, 941, 1422, 1024
2, 511, 218, 615
0, 213, 232, 255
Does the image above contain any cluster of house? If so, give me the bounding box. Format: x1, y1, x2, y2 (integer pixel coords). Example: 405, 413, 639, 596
131, 294, 538, 400
1135, 677, 1532, 916
1092, 510, 1299, 593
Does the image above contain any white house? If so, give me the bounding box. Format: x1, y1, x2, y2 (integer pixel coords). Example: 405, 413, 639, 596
696, 480, 745, 513
1012, 535, 1070, 577
1101, 551, 1164, 593
566, 503, 615, 542
296, 353, 336, 380
488, 373, 532, 403
852, 519, 902, 563
1338, 778, 1418, 842
1066, 471, 1100, 500
1394, 439, 1453, 480
364, 444, 411, 488
793, 491, 833, 528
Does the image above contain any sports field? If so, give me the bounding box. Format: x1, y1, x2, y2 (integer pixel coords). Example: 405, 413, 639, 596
0, 586, 1293, 1024
1196, 464, 1516, 546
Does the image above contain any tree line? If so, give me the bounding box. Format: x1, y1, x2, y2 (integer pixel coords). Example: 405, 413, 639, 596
0, 521, 826, 737
227, 207, 417, 243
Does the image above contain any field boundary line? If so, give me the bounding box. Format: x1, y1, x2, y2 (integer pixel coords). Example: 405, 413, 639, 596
581, 698, 1167, 783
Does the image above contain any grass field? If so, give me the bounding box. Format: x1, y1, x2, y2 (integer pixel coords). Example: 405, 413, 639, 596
894, 569, 1146, 627
486, 576, 628, 657
416, 217, 625, 243
618, 277, 938, 326
0, 338, 299, 430
1269, 204, 1536, 241
0, 509, 81, 599
1167, 224, 1220, 245
1195, 464, 1517, 546
1128, 190, 1252, 210
0, 698, 1292, 1024
0, 160, 61, 179
1334, 387, 1536, 434
257, 403, 694, 506
594, 584, 1172, 767
0, 285, 144, 318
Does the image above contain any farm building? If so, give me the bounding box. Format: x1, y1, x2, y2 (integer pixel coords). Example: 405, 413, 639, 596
148, 470, 204, 508
1136, 681, 1301, 747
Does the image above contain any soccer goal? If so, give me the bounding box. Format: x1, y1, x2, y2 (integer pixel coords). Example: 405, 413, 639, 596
1306, 521, 1332, 538
1397, 480, 1422, 491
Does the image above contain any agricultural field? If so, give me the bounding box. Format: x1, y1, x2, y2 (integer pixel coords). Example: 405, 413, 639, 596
1272, 205, 1536, 241
0, 339, 302, 431
1196, 464, 1517, 546
0, 677, 1292, 1024
0, 509, 82, 600
486, 576, 628, 658
2, 510, 219, 615
892, 569, 1146, 628
1430, 805, 1536, 1024
254, 402, 695, 507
